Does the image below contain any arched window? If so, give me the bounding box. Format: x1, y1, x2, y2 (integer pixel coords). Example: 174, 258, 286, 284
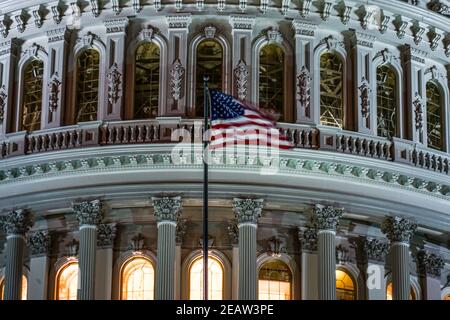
134, 42, 160, 119
21, 60, 44, 132
258, 259, 292, 300
120, 256, 155, 300
336, 269, 356, 300
56, 262, 78, 300
376, 65, 397, 138
189, 255, 224, 300
426, 81, 443, 151
196, 40, 223, 117
259, 44, 285, 121
320, 52, 344, 128
75, 49, 100, 123
0, 275, 27, 300
386, 282, 416, 300
444, 294, 450, 300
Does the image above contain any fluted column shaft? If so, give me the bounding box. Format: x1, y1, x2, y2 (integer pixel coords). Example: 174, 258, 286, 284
318, 230, 336, 300
4, 235, 26, 300
238, 223, 257, 300
78, 225, 97, 300
156, 221, 177, 300
391, 242, 410, 300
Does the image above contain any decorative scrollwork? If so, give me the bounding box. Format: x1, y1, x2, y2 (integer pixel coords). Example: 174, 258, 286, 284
0, 209, 34, 236
28, 230, 51, 256
107, 63, 122, 105
311, 204, 343, 230
73, 199, 104, 226
358, 77, 371, 120
297, 66, 312, 114
233, 198, 264, 225
416, 250, 445, 277
412, 93, 424, 130
381, 215, 417, 243
298, 227, 317, 251
169, 59, 185, 101
152, 196, 183, 222
48, 74, 61, 113
0, 85, 7, 122
234, 60, 248, 101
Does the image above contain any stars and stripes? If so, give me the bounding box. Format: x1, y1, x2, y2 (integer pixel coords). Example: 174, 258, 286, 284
208, 90, 293, 149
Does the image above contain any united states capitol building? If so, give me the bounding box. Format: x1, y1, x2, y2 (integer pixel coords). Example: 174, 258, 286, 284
0, 0, 449, 301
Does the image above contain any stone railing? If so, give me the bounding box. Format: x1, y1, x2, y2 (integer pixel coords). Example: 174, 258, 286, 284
1, 119, 449, 176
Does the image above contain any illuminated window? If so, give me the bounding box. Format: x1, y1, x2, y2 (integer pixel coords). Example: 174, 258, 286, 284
259, 44, 285, 121
444, 294, 450, 300
320, 52, 344, 128
426, 82, 443, 151
386, 282, 415, 300
336, 269, 356, 300
75, 49, 100, 122
56, 262, 78, 300
258, 260, 292, 300
134, 42, 160, 119
21, 60, 44, 132
376, 65, 397, 138
196, 40, 223, 117
0, 275, 27, 300
120, 257, 155, 300
189, 255, 224, 300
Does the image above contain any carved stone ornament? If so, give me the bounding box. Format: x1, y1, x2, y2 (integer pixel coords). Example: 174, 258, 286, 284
199, 235, 215, 248
51, 5, 62, 24
266, 28, 282, 44
416, 250, 445, 277
363, 238, 389, 262
133, 0, 142, 13
234, 60, 248, 101
176, 219, 187, 244
0, 19, 10, 38
267, 236, 287, 257
311, 204, 343, 231
412, 93, 424, 130
381, 216, 417, 243
97, 223, 117, 247
48, 74, 62, 113
77, 32, 100, 48
297, 66, 312, 110
233, 198, 264, 225
0, 209, 34, 236
129, 233, 146, 251
107, 63, 122, 105
15, 14, 25, 33
66, 238, 79, 256
336, 244, 349, 263
0, 85, 7, 122
321, 35, 343, 51
431, 2, 450, 17
73, 199, 104, 226
28, 230, 51, 256
169, 59, 184, 100
25, 43, 46, 58
33, 9, 43, 28
227, 220, 239, 245
358, 77, 371, 119
298, 227, 317, 251
152, 196, 182, 222
204, 25, 217, 39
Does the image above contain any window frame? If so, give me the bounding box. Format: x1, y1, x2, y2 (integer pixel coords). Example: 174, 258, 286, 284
54, 259, 79, 300
119, 255, 156, 300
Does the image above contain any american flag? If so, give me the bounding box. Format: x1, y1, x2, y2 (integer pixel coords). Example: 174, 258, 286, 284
209, 90, 293, 149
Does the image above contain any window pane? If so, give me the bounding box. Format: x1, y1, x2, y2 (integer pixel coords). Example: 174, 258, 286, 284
196, 40, 223, 117
57, 262, 78, 300
336, 269, 355, 300
386, 282, 415, 300
75, 49, 100, 122
259, 44, 285, 121
377, 65, 397, 138
121, 257, 154, 300
0, 275, 27, 300
258, 260, 292, 300
134, 42, 160, 119
21, 60, 44, 132
426, 82, 443, 151
189, 256, 224, 300
320, 53, 344, 128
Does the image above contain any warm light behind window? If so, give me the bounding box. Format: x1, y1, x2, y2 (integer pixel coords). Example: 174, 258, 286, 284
121, 257, 155, 300
336, 269, 356, 300
57, 262, 78, 300
386, 282, 415, 300
189, 256, 224, 300
0, 275, 27, 300
258, 260, 292, 300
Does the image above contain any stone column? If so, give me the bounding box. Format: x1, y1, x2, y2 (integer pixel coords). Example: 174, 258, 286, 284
416, 250, 445, 300
363, 238, 389, 300
381, 216, 417, 300
0, 209, 34, 300
28, 231, 51, 300
0, 39, 17, 137
152, 196, 182, 300
298, 227, 318, 300
73, 199, 104, 300
95, 223, 116, 300
311, 204, 343, 300
233, 198, 264, 300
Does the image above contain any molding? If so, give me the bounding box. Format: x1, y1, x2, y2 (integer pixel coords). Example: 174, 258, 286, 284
104, 18, 128, 34
229, 15, 255, 30
166, 14, 192, 29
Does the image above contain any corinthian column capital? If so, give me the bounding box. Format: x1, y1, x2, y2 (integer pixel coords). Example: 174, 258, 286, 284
381, 216, 417, 243
73, 199, 104, 226
233, 198, 264, 225
311, 204, 343, 231
364, 238, 389, 262
416, 250, 445, 277
0, 209, 34, 236
152, 196, 182, 223
28, 230, 51, 256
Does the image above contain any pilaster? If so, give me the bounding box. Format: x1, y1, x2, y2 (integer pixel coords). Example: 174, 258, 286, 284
0, 39, 17, 137
416, 250, 445, 300
28, 231, 51, 300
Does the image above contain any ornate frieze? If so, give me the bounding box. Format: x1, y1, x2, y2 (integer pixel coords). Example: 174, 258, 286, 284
32, 8, 43, 29
48, 74, 61, 113
267, 236, 287, 257
363, 238, 389, 262
97, 223, 116, 247
429, 31, 442, 51
234, 60, 248, 101
166, 15, 192, 29
431, 1, 450, 16
229, 15, 255, 30
412, 23, 425, 45
107, 63, 122, 106
292, 20, 316, 37
176, 219, 187, 244
66, 238, 79, 256
51, 5, 62, 24
0, 209, 34, 236
297, 66, 312, 114
47, 27, 68, 43
416, 250, 445, 277
73, 199, 104, 226
311, 204, 343, 231
233, 198, 264, 225
227, 220, 239, 245
169, 59, 184, 100
129, 233, 145, 251
394, 18, 409, 39
298, 227, 317, 251
15, 13, 26, 34
381, 216, 417, 243
358, 77, 371, 120
379, 15, 390, 34
152, 196, 182, 222
0, 85, 7, 122
351, 31, 378, 48
28, 230, 51, 256
104, 18, 128, 34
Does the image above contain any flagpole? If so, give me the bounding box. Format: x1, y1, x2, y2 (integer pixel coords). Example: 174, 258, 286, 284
203, 76, 210, 301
